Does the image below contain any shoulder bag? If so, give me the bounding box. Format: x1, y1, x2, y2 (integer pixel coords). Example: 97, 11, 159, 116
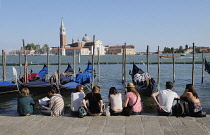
123, 96, 138, 116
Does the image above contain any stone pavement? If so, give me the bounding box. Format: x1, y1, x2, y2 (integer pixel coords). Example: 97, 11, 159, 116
0, 113, 209, 135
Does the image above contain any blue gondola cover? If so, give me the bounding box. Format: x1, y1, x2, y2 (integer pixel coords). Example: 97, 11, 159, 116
38, 65, 48, 79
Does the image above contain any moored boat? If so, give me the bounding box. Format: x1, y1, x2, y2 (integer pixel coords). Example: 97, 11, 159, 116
60, 62, 93, 93
0, 67, 19, 94
0, 81, 18, 94
205, 58, 210, 74
160, 56, 181, 58
130, 63, 157, 97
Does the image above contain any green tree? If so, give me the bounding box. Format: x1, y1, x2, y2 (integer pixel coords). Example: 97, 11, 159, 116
25, 43, 35, 50
185, 44, 188, 50
179, 46, 183, 51
35, 44, 40, 50
41, 44, 49, 54
163, 47, 172, 53
43, 44, 49, 48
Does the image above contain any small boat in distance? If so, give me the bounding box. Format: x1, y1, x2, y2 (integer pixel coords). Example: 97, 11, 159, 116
180, 53, 187, 56
160, 56, 181, 58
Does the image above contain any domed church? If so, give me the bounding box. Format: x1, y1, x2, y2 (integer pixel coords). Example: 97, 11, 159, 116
51, 18, 105, 56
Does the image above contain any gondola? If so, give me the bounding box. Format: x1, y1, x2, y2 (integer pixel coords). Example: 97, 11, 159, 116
60, 62, 93, 93
0, 67, 19, 94
20, 64, 48, 83
205, 58, 210, 74
19, 64, 53, 94
130, 63, 157, 97
0, 81, 18, 94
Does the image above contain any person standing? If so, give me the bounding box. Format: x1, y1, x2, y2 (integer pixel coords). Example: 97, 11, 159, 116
124, 83, 142, 115
17, 88, 36, 116
39, 87, 64, 116
151, 81, 179, 116
82, 85, 103, 116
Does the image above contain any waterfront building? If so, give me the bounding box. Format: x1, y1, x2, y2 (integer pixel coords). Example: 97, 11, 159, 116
9, 50, 35, 55
106, 45, 136, 55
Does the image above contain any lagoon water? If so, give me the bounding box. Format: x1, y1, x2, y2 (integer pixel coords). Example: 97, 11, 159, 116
0, 54, 210, 114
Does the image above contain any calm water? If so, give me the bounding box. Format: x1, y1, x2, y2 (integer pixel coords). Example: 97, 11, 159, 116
0, 54, 210, 114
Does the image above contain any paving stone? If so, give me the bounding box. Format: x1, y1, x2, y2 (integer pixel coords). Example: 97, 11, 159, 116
168, 116, 192, 135
142, 115, 164, 135
158, 116, 176, 135
102, 127, 125, 134
0, 114, 209, 135
180, 117, 208, 135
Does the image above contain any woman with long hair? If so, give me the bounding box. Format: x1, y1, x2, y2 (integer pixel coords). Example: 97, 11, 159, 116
17, 88, 36, 116
181, 84, 203, 115
124, 83, 142, 115
108, 87, 123, 115
70, 85, 85, 116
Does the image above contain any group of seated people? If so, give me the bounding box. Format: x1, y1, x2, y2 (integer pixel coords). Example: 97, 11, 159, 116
17, 81, 205, 117
70, 83, 142, 116
151, 81, 205, 117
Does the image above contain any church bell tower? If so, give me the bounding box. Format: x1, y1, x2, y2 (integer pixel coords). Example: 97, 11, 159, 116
60, 18, 66, 48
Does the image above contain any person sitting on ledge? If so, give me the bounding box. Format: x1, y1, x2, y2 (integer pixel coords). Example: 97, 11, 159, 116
17, 88, 36, 116
82, 85, 103, 116
151, 81, 179, 116
124, 83, 142, 115
39, 87, 64, 116
180, 84, 206, 117
108, 87, 123, 116
70, 85, 85, 116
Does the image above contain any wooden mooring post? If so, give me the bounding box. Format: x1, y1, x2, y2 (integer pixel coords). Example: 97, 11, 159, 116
78, 53, 80, 72
122, 45, 124, 84
122, 43, 126, 92
58, 47, 61, 85
201, 51, 204, 84
73, 49, 76, 78
47, 47, 49, 80
192, 43, 195, 85
91, 35, 95, 88
157, 46, 160, 86
19, 53, 22, 79
97, 48, 100, 82
2, 50, 6, 81
146, 45, 149, 73
22, 39, 28, 83
172, 48, 175, 83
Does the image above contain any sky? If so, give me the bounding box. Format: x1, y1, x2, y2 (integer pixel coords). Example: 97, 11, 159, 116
0, 0, 210, 53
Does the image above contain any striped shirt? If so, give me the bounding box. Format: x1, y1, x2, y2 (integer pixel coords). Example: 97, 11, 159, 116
42, 94, 64, 116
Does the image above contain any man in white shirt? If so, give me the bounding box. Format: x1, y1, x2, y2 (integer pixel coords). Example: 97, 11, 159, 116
151, 81, 179, 116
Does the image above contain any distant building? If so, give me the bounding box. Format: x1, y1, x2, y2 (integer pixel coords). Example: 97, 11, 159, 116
52, 19, 105, 56
192, 46, 210, 53
9, 50, 35, 55
106, 45, 136, 55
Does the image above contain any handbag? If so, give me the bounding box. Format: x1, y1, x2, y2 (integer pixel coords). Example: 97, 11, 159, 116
123, 96, 138, 116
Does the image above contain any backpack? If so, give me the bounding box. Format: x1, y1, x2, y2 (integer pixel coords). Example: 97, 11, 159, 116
78, 106, 87, 118
173, 100, 190, 117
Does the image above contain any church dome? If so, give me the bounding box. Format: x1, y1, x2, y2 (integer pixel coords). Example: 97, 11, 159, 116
82, 34, 90, 42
